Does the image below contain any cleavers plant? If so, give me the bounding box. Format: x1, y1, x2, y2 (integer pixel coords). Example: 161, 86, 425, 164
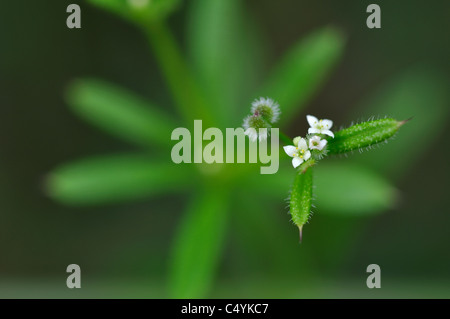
45, 0, 449, 298
242, 100, 407, 240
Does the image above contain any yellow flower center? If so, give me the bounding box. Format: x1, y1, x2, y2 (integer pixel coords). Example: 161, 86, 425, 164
297, 149, 305, 158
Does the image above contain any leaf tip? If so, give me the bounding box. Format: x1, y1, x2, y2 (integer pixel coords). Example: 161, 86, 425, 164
399, 117, 414, 127
298, 225, 303, 244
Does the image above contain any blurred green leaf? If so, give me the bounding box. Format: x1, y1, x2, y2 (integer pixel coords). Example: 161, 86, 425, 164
352, 66, 450, 179
87, 0, 180, 24
66, 79, 177, 148
314, 162, 398, 216
188, 0, 264, 125
46, 154, 192, 205
89, 0, 216, 127
231, 192, 318, 278
145, 22, 216, 128
261, 27, 345, 125
169, 186, 229, 298
243, 161, 397, 216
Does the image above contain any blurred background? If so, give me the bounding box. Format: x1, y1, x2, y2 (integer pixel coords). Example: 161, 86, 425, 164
0, 0, 449, 298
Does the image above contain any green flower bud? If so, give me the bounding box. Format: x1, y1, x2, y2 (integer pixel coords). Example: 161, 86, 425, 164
243, 114, 270, 142
293, 136, 302, 147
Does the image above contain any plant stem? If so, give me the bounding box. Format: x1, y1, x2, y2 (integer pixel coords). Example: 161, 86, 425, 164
144, 20, 214, 126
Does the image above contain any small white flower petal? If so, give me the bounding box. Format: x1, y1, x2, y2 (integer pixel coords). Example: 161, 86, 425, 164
322, 130, 335, 138
322, 119, 333, 129
309, 136, 320, 149
307, 115, 319, 127
283, 145, 297, 157
308, 127, 321, 135
128, 0, 149, 9
297, 138, 308, 150
292, 157, 303, 168
242, 116, 250, 130
319, 139, 327, 150
304, 150, 311, 161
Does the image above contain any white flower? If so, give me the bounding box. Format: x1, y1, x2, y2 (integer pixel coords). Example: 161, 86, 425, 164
309, 135, 327, 150
307, 115, 334, 138
251, 97, 280, 123
283, 138, 311, 168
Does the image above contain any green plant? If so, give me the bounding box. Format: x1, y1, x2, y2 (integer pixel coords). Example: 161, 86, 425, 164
242, 98, 406, 239
46, 0, 449, 298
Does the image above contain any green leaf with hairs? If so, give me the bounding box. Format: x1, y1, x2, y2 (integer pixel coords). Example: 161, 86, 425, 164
314, 162, 398, 216
188, 0, 264, 125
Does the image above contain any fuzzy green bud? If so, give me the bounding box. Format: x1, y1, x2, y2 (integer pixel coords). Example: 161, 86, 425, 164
327, 118, 405, 155
244, 114, 270, 130
251, 97, 280, 124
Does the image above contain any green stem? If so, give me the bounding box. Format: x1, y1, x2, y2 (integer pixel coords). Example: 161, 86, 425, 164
144, 21, 214, 127
299, 158, 316, 174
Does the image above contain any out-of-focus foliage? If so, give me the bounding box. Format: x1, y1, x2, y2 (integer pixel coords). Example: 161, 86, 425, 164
47, 154, 192, 205
42, 0, 449, 298
67, 79, 176, 148
260, 27, 345, 125
88, 0, 181, 24
353, 67, 450, 180
188, 0, 263, 126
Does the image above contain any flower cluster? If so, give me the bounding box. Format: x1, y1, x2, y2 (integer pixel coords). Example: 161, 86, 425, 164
243, 97, 280, 142
284, 115, 334, 168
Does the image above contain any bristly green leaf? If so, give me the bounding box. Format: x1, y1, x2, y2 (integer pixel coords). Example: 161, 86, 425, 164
46, 154, 192, 205
314, 162, 398, 216
169, 186, 229, 298
326, 118, 404, 155
352, 67, 450, 180
188, 0, 264, 125
289, 167, 313, 238
260, 27, 345, 125
66, 79, 177, 148
87, 0, 181, 24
